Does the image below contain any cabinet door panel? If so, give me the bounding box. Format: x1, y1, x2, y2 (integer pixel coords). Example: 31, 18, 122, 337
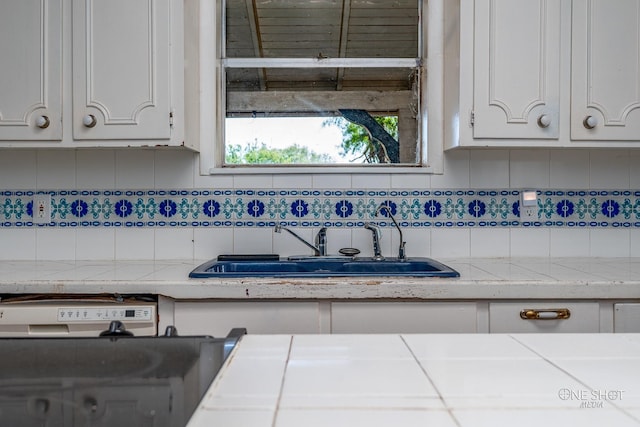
331, 302, 478, 333
72, 0, 171, 140
473, 0, 561, 139
571, 0, 640, 141
614, 303, 640, 332
173, 302, 322, 336
0, 0, 62, 140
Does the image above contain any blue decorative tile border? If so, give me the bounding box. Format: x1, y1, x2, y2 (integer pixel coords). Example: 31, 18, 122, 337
1, 189, 640, 228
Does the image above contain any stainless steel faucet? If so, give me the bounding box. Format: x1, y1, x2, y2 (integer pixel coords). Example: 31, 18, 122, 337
375, 204, 406, 260
274, 225, 327, 256
364, 223, 384, 260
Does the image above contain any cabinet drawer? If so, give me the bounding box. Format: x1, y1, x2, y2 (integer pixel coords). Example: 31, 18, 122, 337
489, 302, 600, 333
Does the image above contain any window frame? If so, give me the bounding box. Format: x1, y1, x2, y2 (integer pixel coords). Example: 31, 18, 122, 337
187, 0, 445, 175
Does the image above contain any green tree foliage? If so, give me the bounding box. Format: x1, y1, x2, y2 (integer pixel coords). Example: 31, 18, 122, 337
323, 116, 398, 163
225, 140, 334, 164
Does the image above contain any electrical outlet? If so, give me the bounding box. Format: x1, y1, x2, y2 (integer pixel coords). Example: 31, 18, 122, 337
521, 205, 537, 219
33, 194, 51, 224
520, 190, 538, 220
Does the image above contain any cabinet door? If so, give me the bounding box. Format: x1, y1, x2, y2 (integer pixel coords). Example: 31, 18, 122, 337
173, 301, 323, 336
72, 0, 171, 140
331, 302, 478, 333
473, 0, 561, 139
0, 0, 62, 141
614, 303, 640, 332
571, 0, 640, 141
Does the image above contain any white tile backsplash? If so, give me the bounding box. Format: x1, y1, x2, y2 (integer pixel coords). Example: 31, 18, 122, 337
273, 174, 313, 188
312, 174, 351, 188
76, 228, 115, 260
391, 173, 430, 189
76, 150, 116, 189
273, 226, 308, 256
509, 149, 550, 189
550, 149, 590, 189
351, 173, 391, 189
470, 228, 509, 257
631, 230, 640, 257
194, 227, 235, 260
431, 228, 471, 258
589, 229, 630, 257
154, 150, 195, 188
510, 228, 550, 257
404, 227, 431, 257
589, 150, 630, 188
0, 150, 36, 189
115, 228, 155, 260
469, 150, 509, 188
233, 174, 274, 189
0, 229, 36, 260
36, 150, 76, 189
36, 227, 76, 260
549, 228, 591, 258
1, 148, 638, 261
155, 228, 194, 259
235, 227, 274, 254
115, 149, 155, 188
431, 149, 470, 188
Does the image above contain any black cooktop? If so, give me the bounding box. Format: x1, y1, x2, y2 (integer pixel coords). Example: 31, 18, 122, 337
0, 325, 245, 427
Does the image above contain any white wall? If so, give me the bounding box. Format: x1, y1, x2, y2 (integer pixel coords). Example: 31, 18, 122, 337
0, 148, 639, 261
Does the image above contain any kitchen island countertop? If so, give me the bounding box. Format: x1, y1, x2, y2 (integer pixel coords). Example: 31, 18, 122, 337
187, 332, 640, 426
0, 257, 639, 300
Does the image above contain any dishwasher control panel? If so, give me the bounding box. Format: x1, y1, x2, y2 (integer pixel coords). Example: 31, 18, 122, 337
57, 306, 154, 322
0, 301, 157, 337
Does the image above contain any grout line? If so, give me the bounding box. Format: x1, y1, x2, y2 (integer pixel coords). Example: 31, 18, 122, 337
508, 334, 640, 423
399, 334, 463, 427
270, 335, 294, 427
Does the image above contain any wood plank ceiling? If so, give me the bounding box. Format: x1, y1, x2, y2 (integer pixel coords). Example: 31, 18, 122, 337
225, 0, 419, 92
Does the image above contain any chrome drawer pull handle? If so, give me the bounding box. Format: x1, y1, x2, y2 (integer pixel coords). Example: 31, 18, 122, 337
520, 308, 571, 320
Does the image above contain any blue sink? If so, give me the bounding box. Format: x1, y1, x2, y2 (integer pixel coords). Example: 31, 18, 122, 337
189, 257, 459, 278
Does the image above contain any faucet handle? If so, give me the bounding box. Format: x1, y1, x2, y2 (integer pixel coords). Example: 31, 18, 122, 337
398, 241, 406, 260
315, 227, 328, 256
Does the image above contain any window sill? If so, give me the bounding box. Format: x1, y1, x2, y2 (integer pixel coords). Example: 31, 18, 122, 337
207, 165, 438, 175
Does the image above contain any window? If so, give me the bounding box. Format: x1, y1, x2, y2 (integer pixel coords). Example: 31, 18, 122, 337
191, 0, 445, 173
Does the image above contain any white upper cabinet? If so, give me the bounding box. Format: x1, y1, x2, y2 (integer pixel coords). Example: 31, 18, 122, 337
472, 0, 561, 140
571, 0, 640, 141
72, 0, 171, 140
453, 0, 640, 148
0, 0, 62, 141
0, 0, 187, 148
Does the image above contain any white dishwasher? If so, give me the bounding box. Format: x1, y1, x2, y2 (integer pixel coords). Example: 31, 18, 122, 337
0, 295, 157, 337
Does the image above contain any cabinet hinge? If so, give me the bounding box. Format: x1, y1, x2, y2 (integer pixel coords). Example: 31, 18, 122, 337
169, 111, 174, 128
470, 111, 475, 127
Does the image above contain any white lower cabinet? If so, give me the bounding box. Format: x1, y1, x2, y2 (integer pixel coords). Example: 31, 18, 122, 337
170, 301, 479, 335
173, 301, 325, 336
331, 302, 479, 334
489, 301, 601, 333
614, 303, 640, 332
167, 300, 635, 336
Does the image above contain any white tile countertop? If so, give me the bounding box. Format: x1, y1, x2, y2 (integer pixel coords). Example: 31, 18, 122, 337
188, 333, 640, 427
0, 258, 640, 299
